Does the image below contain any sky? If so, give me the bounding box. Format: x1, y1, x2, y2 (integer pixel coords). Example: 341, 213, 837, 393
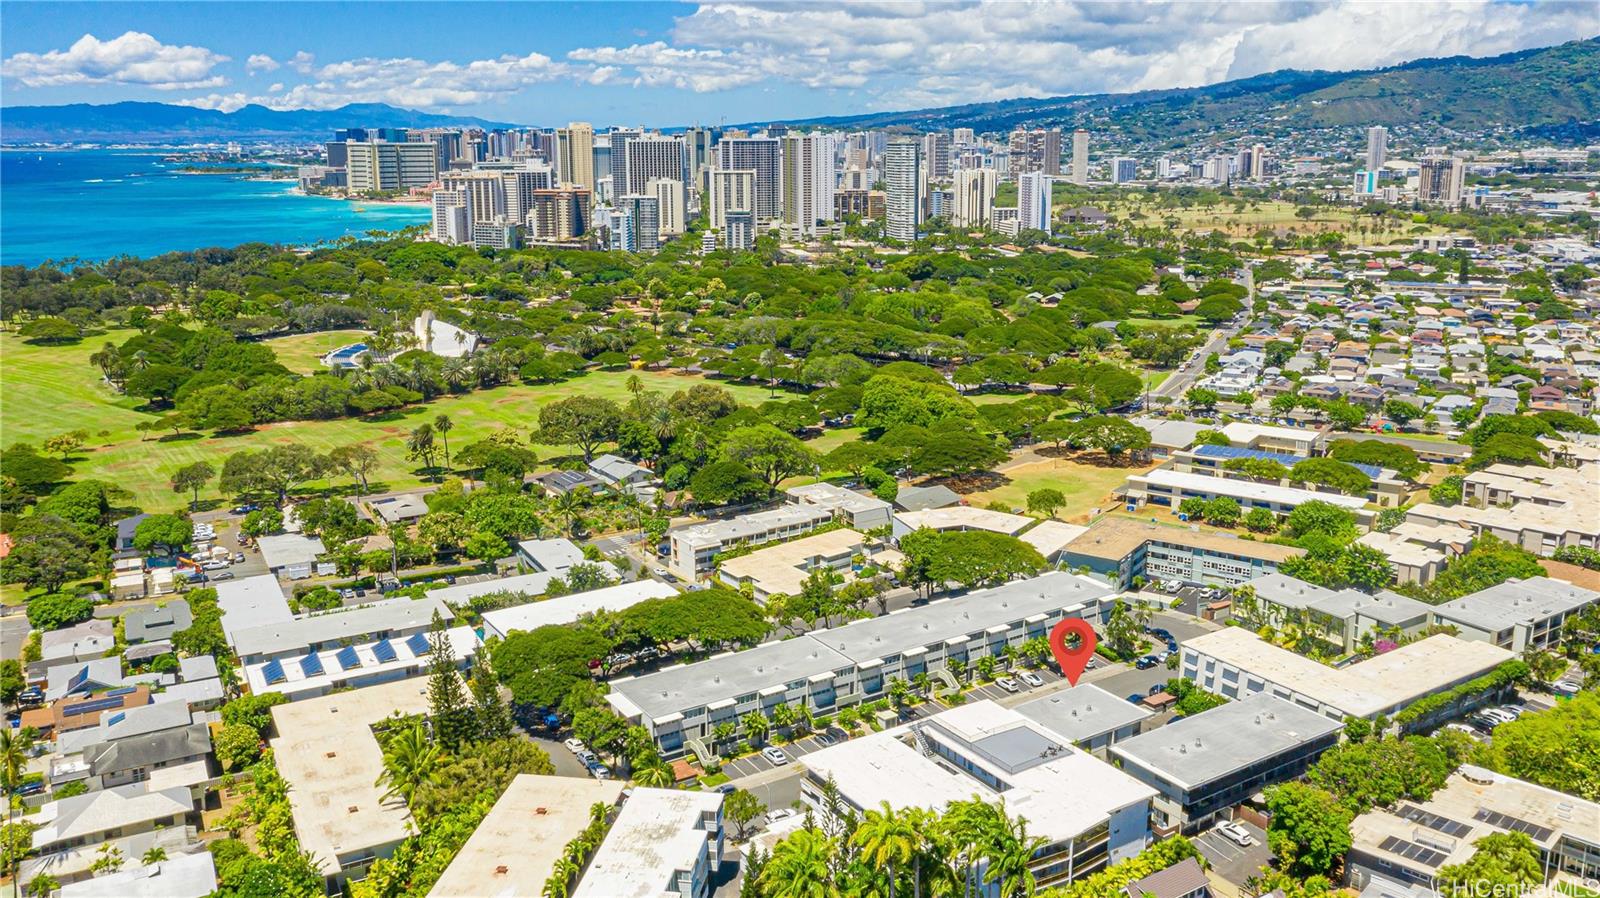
2, 1, 1596, 128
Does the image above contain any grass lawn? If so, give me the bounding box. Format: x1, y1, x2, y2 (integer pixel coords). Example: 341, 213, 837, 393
261, 329, 371, 372
1123, 315, 1202, 329
1109, 199, 1436, 243
803, 426, 865, 456
1, 329, 772, 512
964, 455, 1153, 521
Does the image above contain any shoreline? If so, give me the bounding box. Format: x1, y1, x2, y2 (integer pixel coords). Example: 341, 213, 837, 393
288, 186, 431, 208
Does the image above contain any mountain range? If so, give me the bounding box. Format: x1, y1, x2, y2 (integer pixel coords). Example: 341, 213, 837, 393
0, 102, 522, 143
2, 38, 1596, 145
773, 38, 1600, 143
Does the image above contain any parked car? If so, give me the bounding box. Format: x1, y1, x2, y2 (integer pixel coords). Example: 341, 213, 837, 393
1135, 655, 1160, 670
1126, 693, 1146, 704
209, 570, 234, 581
712, 783, 738, 794
1551, 680, 1582, 697
1018, 671, 1043, 688
16, 687, 44, 708
814, 732, 838, 747
761, 747, 789, 765
563, 738, 586, 755
768, 809, 796, 821
996, 677, 1020, 693
576, 750, 598, 767
591, 764, 611, 780
233, 552, 246, 564
1215, 821, 1255, 847
230, 503, 259, 515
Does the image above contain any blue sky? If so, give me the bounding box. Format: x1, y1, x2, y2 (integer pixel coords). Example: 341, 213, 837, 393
3, 1, 1595, 128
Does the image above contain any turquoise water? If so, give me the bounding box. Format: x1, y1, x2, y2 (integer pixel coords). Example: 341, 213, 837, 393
2, 149, 431, 267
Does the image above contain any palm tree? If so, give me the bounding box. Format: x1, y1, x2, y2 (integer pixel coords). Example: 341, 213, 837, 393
1, 726, 34, 882
634, 761, 674, 788
433, 414, 454, 470
987, 809, 1048, 898
712, 720, 737, 754
741, 711, 770, 747
760, 828, 839, 898
373, 724, 440, 807
772, 702, 798, 737
141, 846, 168, 865
441, 357, 472, 393
588, 802, 610, 829
553, 490, 586, 538
543, 857, 578, 898
853, 802, 917, 898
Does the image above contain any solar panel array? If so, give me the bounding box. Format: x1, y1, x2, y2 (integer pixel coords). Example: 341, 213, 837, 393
64, 696, 126, 717
1398, 805, 1472, 837
373, 639, 398, 663
1473, 808, 1554, 842
66, 666, 90, 694
106, 686, 139, 697
1378, 836, 1448, 868
300, 653, 325, 677
263, 659, 287, 685
335, 645, 361, 670
107, 711, 126, 727
406, 632, 431, 656
1193, 442, 1384, 478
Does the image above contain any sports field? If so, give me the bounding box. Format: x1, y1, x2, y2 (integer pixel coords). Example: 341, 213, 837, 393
1, 329, 770, 511
965, 455, 1154, 521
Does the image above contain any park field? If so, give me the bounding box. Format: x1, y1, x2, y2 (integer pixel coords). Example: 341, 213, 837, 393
261, 328, 371, 372
965, 454, 1154, 522
0, 329, 771, 512
1110, 198, 1438, 243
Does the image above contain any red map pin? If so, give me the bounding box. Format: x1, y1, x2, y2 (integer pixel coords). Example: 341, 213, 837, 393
1048, 618, 1098, 686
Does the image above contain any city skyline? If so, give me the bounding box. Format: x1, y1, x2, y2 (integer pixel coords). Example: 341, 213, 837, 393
3, 1, 1596, 128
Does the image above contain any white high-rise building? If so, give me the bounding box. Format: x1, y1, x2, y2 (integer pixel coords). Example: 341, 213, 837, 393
441, 171, 507, 225
716, 137, 782, 225
1418, 152, 1465, 207
922, 131, 953, 179
556, 123, 595, 190
709, 169, 755, 232
431, 188, 470, 245
1250, 143, 1267, 180
1366, 126, 1388, 173
606, 207, 636, 252
1071, 129, 1090, 184
647, 177, 686, 236
622, 135, 684, 200
781, 134, 836, 237
1110, 158, 1137, 183
620, 194, 661, 251
952, 168, 997, 228
883, 138, 922, 242
1018, 170, 1051, 235
346, 141, 438, 192
953, 127, 976, 146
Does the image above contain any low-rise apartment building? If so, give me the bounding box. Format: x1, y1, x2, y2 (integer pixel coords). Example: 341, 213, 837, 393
1220, 422, 1328, 455
608, 572, 1113, 756
1059, 516, 1303, 589
1429, 576, 1600, 652
1347, 765, 1600, 892
785, 482, 895, 531
716, 528, 899, 601
1179, 628, 1514, 725
802, 700, 1155, 890
481, 580, 679, 640
1122, 468, 1371, 520
1109, 694, 1342, 834
571, 788, 724, 898
1015, 684, 1153, 757
668, 504, 833, 579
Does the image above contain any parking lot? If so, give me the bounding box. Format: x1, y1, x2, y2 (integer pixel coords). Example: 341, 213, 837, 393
966, 664, 1070, 703
1193, 819, 1272, 886
719, 727, 855, 779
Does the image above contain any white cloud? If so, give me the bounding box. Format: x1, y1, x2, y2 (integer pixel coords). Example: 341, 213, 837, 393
288, 51, 316, 74
245, 54, 279, 75
2, 31, 228, 90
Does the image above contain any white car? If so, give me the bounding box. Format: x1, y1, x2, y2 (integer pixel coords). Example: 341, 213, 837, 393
1215, 821, 1255, 847
1018, 671, 1043, 688
761, 747, 789, 765
996, 677, 1020, 693
768, 808, 796, 821
200, 559, 230, 571
563, 738, 587, 755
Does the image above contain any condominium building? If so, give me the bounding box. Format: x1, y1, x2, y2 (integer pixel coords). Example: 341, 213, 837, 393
714, 528, 883, 601
780, 133, 836, 237
1429, 576, 1600, 653
1018, 170, 1051, 235
619, 194, 661, 251
803, 701, 1154, 889
1366, 126, 1388, 172
922, 131, 953, 179
648, 177, 686, 235
715, 137, 782, 224
1058, 516, 1303, 590
1179, 628, 1513, 724
1008, 127, 1062, 176
1111, 158, 1137, 183
1418, 152, 1465, 207
1110, 694, 1342, 834
883, 137, 922, 242
607, 572, 1113, 756
952, 167, 997, 227
1121, 467, 1369, 518
668, 504, 833, 579
556, 122, 595, 189
1072, 129, 1090, 184
835, 188, 885, 221
1236, 573, 1433, 652
1016, 684, 1154, 757
345, 140, 437, 192
708, 168, 755, 232
526, 188, 591, 241
622, 136, 686, 202
572, 789, 724, 898
1347, 765, 1600, 892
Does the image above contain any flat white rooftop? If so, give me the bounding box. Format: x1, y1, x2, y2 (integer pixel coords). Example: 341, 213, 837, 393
1222, 422, 1324, 446
895, 506, 1033, 535
58, 850, 216, 898
1110, 694, 1342, 791
427, 570, 562, 606
429, 775, 624, 898
1015, 683, 1154, 744
1183, 628, 1512, 718
1135, 468, 1368, 510
804, 700, 1155, 841
482, 580, 679, 639
256, 532, 326, 569
270, 678, 433, 875
1019, 520, 1089, 558
232, 597, 451, 658
243, 625, 478, 698
673, 504, 833, 549
214, 575, 292, 645
785, 482, 893, 516
571, 788, 722, 898
1431, 576, 1600, 632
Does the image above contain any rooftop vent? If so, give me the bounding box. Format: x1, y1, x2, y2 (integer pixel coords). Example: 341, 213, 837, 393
348, 805, 359, 813
495, 865, 509, 875
326, 751, 336, 759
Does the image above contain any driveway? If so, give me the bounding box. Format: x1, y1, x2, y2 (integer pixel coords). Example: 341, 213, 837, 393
1193, 820, 1272, 887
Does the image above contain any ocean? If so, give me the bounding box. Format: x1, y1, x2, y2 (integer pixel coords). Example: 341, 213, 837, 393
1, 149, 432, 267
